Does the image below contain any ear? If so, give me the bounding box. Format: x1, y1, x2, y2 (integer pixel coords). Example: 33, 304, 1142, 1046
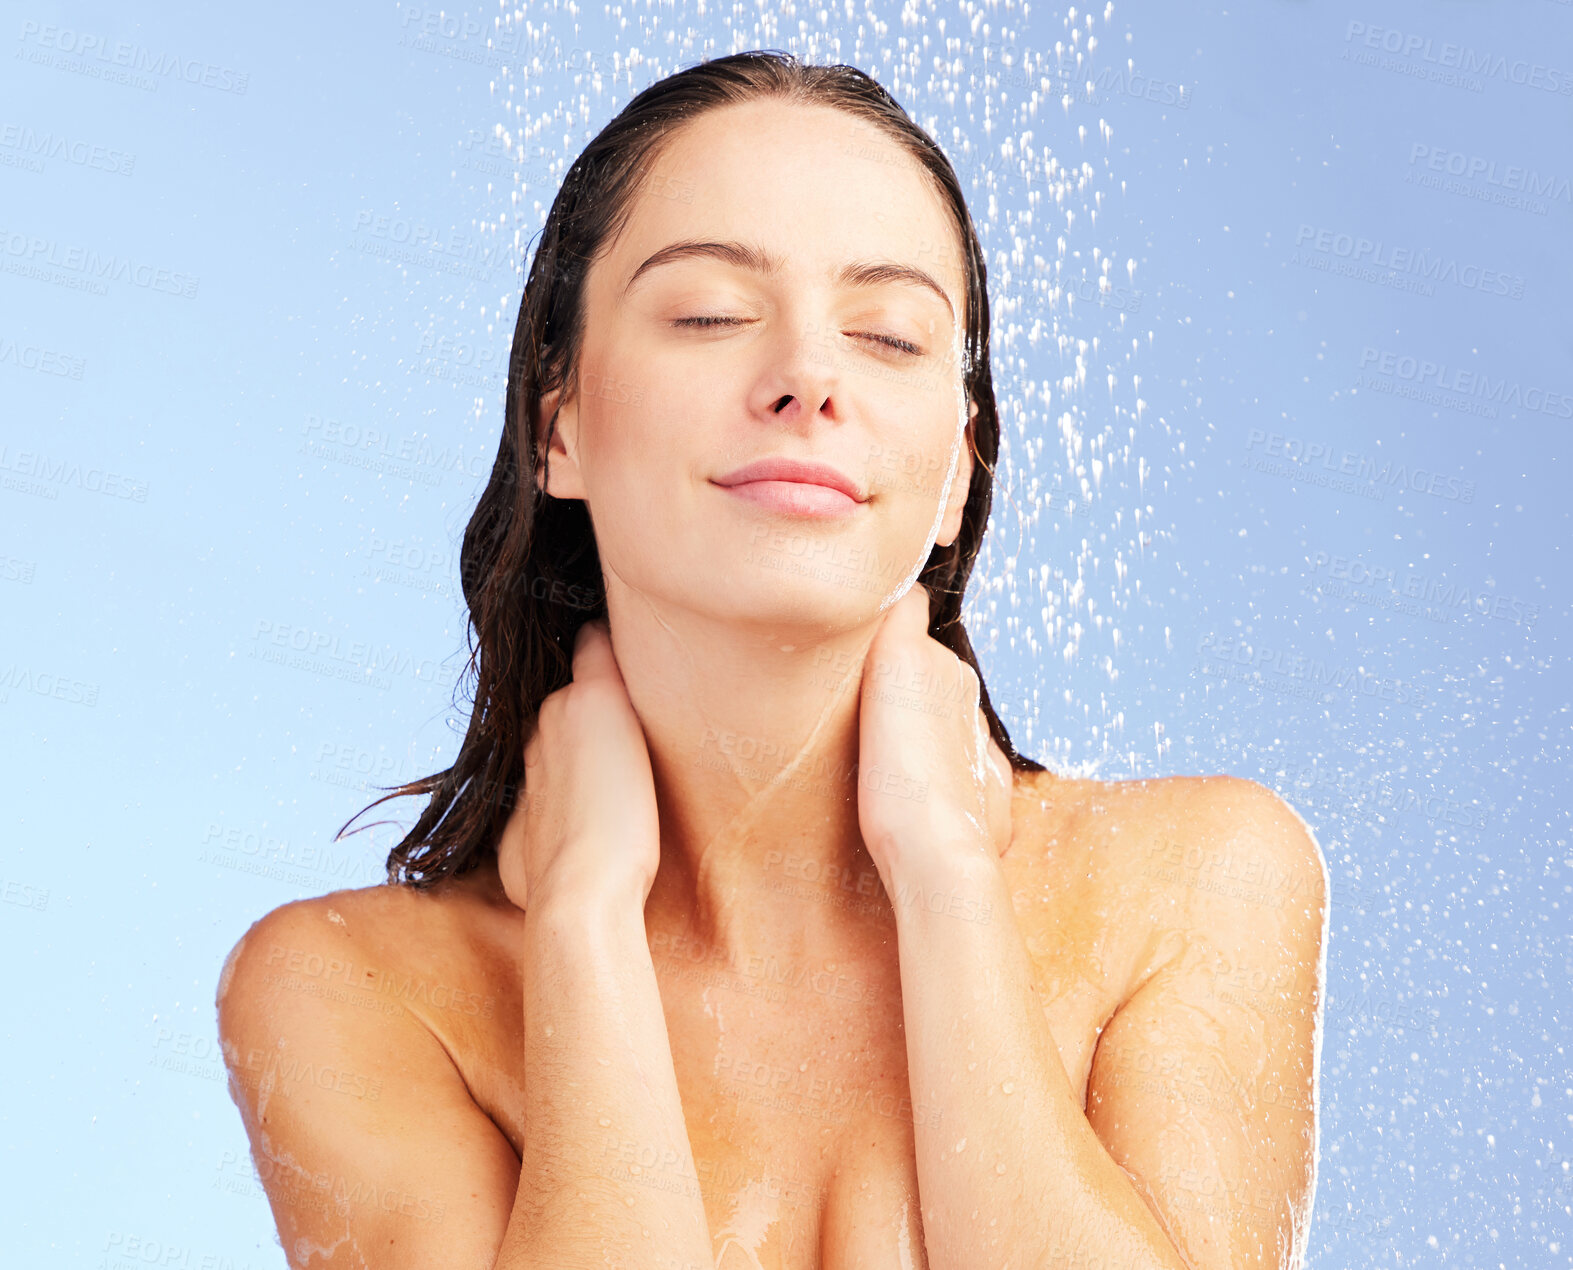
934, 398, 980, 550
531, 380, 587, 501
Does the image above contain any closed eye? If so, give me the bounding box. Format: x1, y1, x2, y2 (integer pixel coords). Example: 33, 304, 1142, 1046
671, 315, 922, 356
671, 315, 749, 331
859, 332, 923, 355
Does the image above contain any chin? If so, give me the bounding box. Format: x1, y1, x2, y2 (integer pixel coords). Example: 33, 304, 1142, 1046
705, 571, 895, 629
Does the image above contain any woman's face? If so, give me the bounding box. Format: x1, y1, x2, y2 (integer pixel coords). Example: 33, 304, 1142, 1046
537, 98, 977, 633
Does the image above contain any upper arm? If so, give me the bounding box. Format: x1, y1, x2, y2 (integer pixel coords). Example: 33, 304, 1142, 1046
215, 898, 522, 1269
1085, 777, 1328, 1270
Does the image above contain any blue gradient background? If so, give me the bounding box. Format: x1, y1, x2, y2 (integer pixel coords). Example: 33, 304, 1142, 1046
2, 1, 1568, 1265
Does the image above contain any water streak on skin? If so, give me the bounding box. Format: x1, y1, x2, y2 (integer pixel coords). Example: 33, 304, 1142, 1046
877, 323, 970, 617
896, 1196, 920, 1270
712, 1182, 782, 1270
215, 930, 247, 1010
676, 602, 853, 896
702, 985, 725, 1035
626, 558, 837, 936
294, 1225, 369, 1269
220, 978, 363, 1269
962, 699, 996, 839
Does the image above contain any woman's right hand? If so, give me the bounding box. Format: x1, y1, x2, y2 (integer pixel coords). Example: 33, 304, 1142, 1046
496, 617, 662, 915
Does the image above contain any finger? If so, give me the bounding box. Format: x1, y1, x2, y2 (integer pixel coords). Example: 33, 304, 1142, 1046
985, 730, 1011, 789
570, 617, 624, 686
959, 657, 981, 703
887, 581, 933, 631
984, 734, 1014, 856
868, 585, 935, 675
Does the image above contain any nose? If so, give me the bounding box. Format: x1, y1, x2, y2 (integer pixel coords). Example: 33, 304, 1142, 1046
753, 320, 841, 426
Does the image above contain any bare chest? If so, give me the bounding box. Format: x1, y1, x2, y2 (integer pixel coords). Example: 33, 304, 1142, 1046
649, 932, 924, 1269
401, 786, 1157, 1269
437, 913, 1130, 1269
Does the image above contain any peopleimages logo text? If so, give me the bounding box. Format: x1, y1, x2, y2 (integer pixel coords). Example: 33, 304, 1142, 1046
1344, 22, 1573, 94
0, 225, 199, 298
1294, 225, 1525, 299
1245, 431, 1475, 503
1307, 552, 1540, 628
0, 124, 136, 176
1195, 634, 1429, 707
17, 22, 250, 94
1408, 144, 1572, 204
1359, 349, 1573, 421
249, 620, 460, 691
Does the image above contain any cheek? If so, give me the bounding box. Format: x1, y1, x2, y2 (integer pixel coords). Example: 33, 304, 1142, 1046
858, 420, 965, 589
579, 394, 668, 494
864, 409, 964, 515
576, 397, 695, 555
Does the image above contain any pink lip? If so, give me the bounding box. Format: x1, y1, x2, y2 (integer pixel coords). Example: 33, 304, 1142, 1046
712, 457, 867, 503
711, 458, 867, 520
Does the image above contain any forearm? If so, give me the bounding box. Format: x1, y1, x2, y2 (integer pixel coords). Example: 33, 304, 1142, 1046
495, 887, 713, 1270
888, 852, 1190, 1270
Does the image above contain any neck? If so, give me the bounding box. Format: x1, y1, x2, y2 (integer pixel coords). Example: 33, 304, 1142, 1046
606, 595, 896, 962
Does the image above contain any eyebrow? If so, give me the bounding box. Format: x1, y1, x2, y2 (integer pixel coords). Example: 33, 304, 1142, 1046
622, 239, 956, 320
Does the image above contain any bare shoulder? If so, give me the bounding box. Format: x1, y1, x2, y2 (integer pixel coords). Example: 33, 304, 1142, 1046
1112, 772, 1327, 930
1012, 766, 1327, 950
215, 883, 422, 1027
211, 883, 436, 1134
213, 878, 522, 1267
216, 866, 516, 1025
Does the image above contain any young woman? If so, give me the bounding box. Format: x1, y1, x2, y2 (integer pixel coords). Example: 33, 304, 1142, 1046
217, 51, 1327, 1270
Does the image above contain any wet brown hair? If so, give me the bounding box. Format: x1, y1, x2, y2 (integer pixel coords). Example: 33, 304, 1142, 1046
342, 48, 1045, 889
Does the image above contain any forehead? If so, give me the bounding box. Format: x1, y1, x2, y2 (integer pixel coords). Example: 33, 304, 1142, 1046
598, 98, 968, 314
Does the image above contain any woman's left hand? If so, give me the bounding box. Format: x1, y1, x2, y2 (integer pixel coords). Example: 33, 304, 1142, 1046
856, 582, 1014, 880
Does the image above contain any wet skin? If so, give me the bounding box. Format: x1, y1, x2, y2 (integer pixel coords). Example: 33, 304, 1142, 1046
216, 765, 1326, 1269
